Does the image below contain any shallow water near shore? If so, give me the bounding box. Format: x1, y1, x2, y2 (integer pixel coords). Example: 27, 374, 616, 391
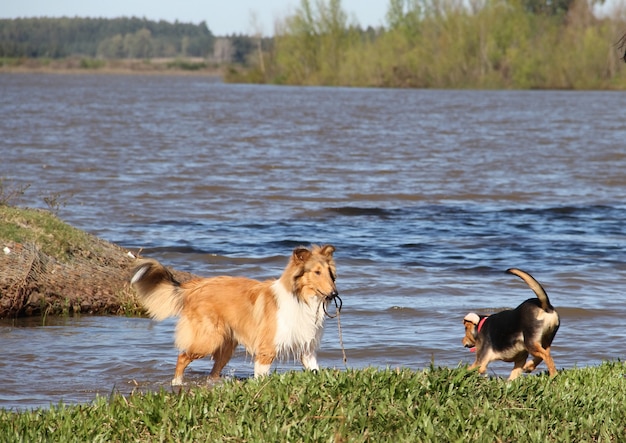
1, 73, 626, 410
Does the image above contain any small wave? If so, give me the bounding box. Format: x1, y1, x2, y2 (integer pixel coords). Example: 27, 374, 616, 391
141, 245, 207, 254
152, 219, 206, 227
385, 306, 434, 319
501, 204, 624, 217
327, 206, 397, 218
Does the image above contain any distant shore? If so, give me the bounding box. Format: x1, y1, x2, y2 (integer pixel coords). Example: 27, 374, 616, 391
0, 57, 224, 76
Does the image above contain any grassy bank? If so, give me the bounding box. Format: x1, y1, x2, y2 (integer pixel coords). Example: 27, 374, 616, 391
1, 363, 624, 441
0, 205, 109, 263
0, 204, 140, 317
0, 204, 197, 318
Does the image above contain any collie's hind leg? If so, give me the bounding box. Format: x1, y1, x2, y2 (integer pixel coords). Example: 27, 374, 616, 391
208, 340, 237, 380
172, 351, 196, 386
173, 316, 227, 384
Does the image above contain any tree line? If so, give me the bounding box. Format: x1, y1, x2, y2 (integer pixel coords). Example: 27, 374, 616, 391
231, 0, 626, 89
0, 17, 222, 59
2, 3, 625, 89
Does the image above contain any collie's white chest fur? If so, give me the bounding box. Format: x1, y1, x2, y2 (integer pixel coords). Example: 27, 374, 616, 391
272, 280, 326, 357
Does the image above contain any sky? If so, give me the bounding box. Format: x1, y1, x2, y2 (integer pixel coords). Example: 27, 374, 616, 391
1, 1, 391, 37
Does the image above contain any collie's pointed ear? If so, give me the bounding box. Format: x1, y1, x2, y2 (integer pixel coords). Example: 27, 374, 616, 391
293, 246, 312, 263
320, 244, 335, 256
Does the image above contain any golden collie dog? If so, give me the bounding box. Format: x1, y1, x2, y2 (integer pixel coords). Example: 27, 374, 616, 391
130, 244, 338, 385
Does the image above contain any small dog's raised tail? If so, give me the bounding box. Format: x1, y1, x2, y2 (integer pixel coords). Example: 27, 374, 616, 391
506, 268, 553, 311
130, 258, 183, 321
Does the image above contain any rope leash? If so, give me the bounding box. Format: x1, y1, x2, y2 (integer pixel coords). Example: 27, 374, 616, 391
323, 293, 342, 319
324, 294, 348, 366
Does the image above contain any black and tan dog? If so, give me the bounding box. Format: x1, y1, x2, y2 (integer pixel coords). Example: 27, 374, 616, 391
462, 268, 560, 381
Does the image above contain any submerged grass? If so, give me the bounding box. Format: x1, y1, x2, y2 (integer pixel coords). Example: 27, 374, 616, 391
2, 362, 625, 442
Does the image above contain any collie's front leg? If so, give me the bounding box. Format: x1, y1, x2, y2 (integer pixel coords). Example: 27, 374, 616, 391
301, 352, 319, 373
253, 353, 275, 378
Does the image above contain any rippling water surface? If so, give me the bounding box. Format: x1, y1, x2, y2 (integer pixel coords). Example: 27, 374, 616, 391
1, 74, 626, 409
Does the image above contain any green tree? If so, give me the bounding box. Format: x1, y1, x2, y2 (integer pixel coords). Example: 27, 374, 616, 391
272, 0, 357, 84
386, 0, 422, 41
97, 34, 125, 58
132, 28, 154, 58
522, 0, 575, 15
0, 17, 215, 59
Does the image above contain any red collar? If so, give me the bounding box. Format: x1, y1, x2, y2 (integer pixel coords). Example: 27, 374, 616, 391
469, 317, 488, 353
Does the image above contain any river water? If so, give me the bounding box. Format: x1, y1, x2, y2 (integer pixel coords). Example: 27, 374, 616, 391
1, 73, 625, 410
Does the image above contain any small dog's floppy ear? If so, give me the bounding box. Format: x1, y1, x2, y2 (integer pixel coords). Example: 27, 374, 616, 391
464, 313, 480, 325
293, 246, 312, 263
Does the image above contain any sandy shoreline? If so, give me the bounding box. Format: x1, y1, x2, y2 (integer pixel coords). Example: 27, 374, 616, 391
0, 57, 224, 77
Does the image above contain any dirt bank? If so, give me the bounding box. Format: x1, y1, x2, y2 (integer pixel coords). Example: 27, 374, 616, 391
0, 206, 196, 318
0, 57, 224, 76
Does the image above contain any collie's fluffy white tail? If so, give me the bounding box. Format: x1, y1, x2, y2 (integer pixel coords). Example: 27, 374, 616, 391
130, 258, 183, 321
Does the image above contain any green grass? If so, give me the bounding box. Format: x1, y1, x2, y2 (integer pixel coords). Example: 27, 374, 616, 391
2, 362, 625, 442
0, 205, 101, 263
79, 58, 106, 69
